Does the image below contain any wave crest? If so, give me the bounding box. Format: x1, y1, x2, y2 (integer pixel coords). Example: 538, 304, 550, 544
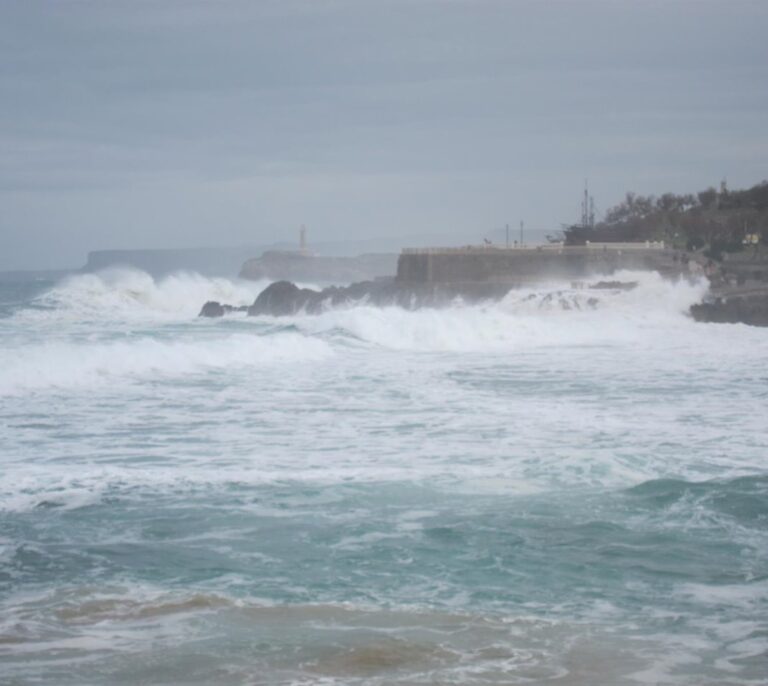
17, 269, 268, 322
281, 271, 710, 352
0, 331, 332, 395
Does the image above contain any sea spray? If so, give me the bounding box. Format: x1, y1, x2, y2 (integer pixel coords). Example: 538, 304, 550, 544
0, 331, 333, 395
269, 270, 710, 352
11, 268, 269, 323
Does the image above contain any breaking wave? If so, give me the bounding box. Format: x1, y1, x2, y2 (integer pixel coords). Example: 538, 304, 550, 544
282, 270, 710, 352
13, 268, 267, 322
0, 270, 719, 393
0, 332, 332, 395
13, 268, 708, 327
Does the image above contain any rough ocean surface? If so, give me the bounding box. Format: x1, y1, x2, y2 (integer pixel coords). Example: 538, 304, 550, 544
1, 268, 767, 686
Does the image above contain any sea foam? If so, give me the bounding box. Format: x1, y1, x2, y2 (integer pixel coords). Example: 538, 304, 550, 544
12, 269, 267, 323
0, 331, 332, 395
270, 270, 711, 353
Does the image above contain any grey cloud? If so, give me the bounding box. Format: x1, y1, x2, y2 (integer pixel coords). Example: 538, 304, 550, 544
1, 0, 767, 269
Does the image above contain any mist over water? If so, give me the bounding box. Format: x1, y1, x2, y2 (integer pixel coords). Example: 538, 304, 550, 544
1, 270, 767, 685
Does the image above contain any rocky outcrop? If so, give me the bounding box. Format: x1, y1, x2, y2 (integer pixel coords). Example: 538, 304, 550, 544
199, 301, 248, 317
247, 281, 326, 316
690, 291, 768, 327
589, 280, 638, 290
245, 279, 516, 316
198, 278, 521, 318
197, 277, 683, 320
689, 253, 768, 326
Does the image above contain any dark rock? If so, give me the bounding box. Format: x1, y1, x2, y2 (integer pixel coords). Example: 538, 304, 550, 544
243, 278, 515, 317
690, 293, 768, 327
247, 280, 319, 316
589, 280, 638, 290
199, 301, 225, 317
199, 301, 249, 317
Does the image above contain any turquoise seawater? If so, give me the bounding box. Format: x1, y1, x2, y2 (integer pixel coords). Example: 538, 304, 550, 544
1, 269, 767, 685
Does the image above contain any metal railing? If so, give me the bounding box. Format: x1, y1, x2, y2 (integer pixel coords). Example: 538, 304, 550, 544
400, 244, 560, 255
585, 241, 666, 250
401, 241, 665, 255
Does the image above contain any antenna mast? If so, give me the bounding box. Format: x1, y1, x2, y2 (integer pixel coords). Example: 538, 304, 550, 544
581, 180, 595, 228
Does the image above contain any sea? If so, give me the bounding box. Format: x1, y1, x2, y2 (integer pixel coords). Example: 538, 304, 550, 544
0, 268, 766, 685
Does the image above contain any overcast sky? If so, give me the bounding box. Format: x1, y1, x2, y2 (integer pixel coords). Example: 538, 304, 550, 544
2, 0, 768, 269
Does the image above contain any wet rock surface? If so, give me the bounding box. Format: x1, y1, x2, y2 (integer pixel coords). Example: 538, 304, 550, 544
589, 280, 638, 290
199, 279, 519, 318
245, 279, 514, 316
199, 301, 248, 317
199, 277, 768, 327
690, 291, 768, 327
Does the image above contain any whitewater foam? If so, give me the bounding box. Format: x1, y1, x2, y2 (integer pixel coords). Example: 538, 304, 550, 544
265, 271, 711, 353
10, 269, 267, 324
0, 331, 332, 395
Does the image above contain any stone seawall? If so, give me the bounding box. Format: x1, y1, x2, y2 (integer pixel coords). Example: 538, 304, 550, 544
396, 246, 671, 284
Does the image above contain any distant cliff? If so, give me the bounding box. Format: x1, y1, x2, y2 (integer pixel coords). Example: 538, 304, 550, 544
82, 247, 264, 278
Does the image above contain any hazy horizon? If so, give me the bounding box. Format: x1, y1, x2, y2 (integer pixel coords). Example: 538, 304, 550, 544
2, 0, 768, 270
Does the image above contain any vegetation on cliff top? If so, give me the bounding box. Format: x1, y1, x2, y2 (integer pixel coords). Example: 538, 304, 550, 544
564, 180, 768, 259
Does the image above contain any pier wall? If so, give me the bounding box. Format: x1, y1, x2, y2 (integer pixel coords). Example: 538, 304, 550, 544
396, 246, 670, 285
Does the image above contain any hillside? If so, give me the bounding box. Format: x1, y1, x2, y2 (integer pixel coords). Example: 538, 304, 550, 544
565, 180, 768, 260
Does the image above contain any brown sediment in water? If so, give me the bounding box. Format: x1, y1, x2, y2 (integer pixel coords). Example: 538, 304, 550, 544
3, 596, 667, 685
54, 593, 231, 623
307, 637, 457, 677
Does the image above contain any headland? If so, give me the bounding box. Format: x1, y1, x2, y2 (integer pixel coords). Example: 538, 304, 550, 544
200, 179, 768, 325
201, 241, 677, 315
198, 240, 768, 326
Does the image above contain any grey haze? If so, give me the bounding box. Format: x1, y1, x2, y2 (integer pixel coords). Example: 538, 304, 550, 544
2, 0, 767, 270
